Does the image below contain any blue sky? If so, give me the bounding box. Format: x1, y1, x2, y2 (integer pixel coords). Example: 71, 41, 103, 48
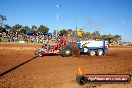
0, 0, 132, 42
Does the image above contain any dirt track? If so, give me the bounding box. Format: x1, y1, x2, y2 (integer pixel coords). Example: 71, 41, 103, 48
0, 43, 132, 88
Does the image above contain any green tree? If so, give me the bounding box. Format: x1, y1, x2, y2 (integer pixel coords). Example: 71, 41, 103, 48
67, 29, 73, 33
11, 24, 22, 33
20, 26, 30, 34
31, 25, 37, 31
53, 30, 57, 36
107, 34, 113, 38
101, 35, 108, 40
113, 35, 122, 43
0, 26, 6, 32
92, 31, 100, 40
107, 34, 114, 43
67, 29, 74, 36
59, 29, 67, 36
0, 15, 7, 26
37, 25, 49, 33
4, 24, 11, 32
31, 25, 37, 34
84, 32, 92, 39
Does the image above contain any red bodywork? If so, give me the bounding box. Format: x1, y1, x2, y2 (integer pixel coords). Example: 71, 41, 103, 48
41, 36, 67, 55
41, 49, 54, 55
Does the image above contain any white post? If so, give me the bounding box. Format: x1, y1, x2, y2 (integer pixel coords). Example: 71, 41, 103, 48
56, 2, 61, 38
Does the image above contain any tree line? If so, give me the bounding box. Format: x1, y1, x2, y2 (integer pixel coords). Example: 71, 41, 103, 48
0, 15, 49, 34
59, 29, 122, 44
0, 24, 49, 34
0, 14, 122, 44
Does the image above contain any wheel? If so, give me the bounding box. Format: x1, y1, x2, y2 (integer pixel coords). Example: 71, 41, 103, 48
76, 75, 86, 85
69, 42, 80, 57
35, 49, 43, 57
97, 49, 104, 56
38, 52, 42, 57
60, 46, 65, 57
89, 50, 96, 56
60, 45, 72, 57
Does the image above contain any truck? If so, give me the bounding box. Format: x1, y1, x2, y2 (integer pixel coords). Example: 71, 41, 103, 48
78, 40, 108, 56
35, 36, 108, 57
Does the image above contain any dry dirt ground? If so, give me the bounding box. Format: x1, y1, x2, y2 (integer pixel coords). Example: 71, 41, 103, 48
0, 42, 132, 88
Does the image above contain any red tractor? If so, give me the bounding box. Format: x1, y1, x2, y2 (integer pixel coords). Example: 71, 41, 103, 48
35, 36, 72, 57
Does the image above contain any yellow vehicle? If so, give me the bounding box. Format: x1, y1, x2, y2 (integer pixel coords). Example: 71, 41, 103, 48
77, 29, 84, 37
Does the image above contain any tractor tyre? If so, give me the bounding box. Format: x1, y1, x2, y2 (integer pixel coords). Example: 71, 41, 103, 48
60, 45, 72, 57
60, 46, 65, 57
69, 42, 80, 57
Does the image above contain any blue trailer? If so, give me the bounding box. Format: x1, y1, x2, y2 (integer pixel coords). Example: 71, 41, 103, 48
76, 40, 108, 56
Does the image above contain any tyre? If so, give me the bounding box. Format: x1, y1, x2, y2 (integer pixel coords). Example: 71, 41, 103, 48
69, 42, 80, 57
97, 49, 104, 56
35, 49, 43, 57
60, 46, 65, 57
76, 75, 86, 85
89, 50, 96, 56
60, 45, 72, 57
38, 52, 42, 57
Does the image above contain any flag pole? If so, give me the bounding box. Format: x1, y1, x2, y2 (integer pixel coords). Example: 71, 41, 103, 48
56, 1, 61, 38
